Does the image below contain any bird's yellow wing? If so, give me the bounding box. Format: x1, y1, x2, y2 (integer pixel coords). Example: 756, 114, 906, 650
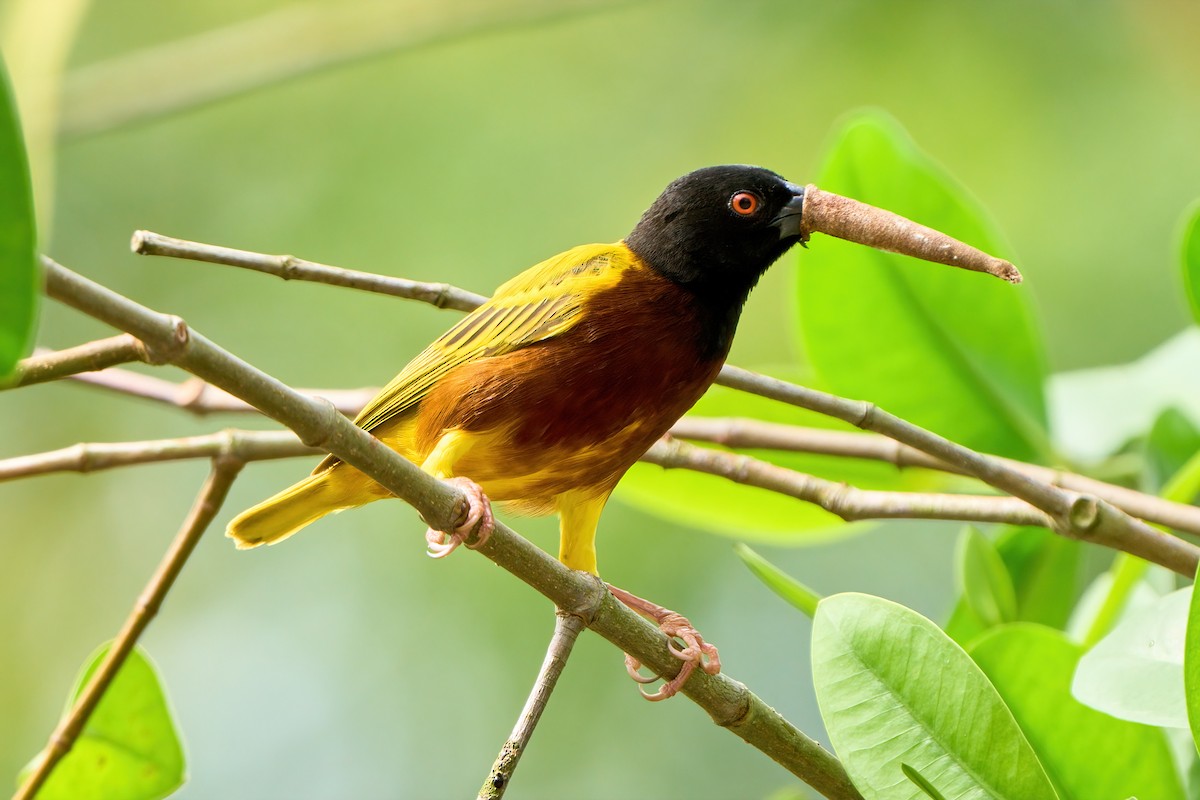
348, 241, 637, 438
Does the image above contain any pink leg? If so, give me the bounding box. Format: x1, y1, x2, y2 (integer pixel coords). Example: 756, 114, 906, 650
606, 583, 721, 701
425, 477, 494, 558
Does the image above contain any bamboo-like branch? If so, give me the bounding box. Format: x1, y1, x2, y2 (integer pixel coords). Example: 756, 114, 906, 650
643, 438, 1050, 528
479, 611, 587, 799
670, 417, 1200, 537
40, 257, 862, 800
59, 0, 639, 139
714, 367, 1199, 577
14, 457, 244, 800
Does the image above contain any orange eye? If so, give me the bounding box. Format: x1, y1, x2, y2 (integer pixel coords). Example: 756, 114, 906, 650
730, 191, 760, 216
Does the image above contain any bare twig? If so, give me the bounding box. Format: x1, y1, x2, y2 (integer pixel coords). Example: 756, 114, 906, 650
60, 0, 641, 139
41, 257, 862, 800
65, 366, 370, 417
479, 611, 586, 799
0, 429, 314, 482
2, 335, 150, 388
715, 367, 1200, 577
14, 456, 244, 800
0, 426, 1049, 531
644, 438, 1050, 528
132, 230, 486, 312
43, 361, 1200, 537
670, 417, 1200, 537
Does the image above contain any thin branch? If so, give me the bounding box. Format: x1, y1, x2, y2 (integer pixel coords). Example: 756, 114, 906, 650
64, 366, 371, 417
14, 456, 244, 800
60, 0, 638, 139
715, 367, 1200, 578
1, 425, 1046, 531
40, 257, 862, 800
34, 353, 1200, 542
479, 610, 586, 799
670, 417, 1200, 537
132, 230, 487, 312
644, 438, 1050, 528
2, 335, 151, 388
0, 429, 314, 482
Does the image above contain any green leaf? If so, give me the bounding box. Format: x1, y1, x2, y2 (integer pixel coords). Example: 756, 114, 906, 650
945, 526, 1080, 645
797, 110, 1050, 462
902, 764, 949, 800
616, 365, 940, 544
972, 624, 1184, 800
1072, 586, 1189, 728
18, 644, 186, 800
812, 593, 1058, 800
1186, 563, 1200, 756
955, 526, 1017, 628
0, 54, 38, 378
1181, 200, 1200, 326
734, 544, 821, 617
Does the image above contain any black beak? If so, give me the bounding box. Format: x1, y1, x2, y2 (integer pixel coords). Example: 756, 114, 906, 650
771, 181, 807, 242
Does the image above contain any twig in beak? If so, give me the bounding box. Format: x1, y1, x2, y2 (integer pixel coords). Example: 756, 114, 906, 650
800, 185, 1022, 284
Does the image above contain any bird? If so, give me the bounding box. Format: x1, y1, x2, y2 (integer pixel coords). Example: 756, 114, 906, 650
227, 165, 1019, 698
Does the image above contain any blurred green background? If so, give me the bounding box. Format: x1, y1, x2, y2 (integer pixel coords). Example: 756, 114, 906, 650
3, 1, 1199, 797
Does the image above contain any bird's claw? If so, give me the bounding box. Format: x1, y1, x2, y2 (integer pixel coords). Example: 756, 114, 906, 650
425, 477, 493, 558
606, 584, 720, 701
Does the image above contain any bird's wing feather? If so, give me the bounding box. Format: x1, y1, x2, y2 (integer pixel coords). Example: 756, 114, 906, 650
348, 242, 635, 437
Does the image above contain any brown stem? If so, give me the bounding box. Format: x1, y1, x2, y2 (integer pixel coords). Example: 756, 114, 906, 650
479, 611, 586, 799
13, 457, 243, 800
799, 185, 1022, 284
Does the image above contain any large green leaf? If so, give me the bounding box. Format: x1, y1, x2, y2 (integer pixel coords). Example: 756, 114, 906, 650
1072, 586, 1189, 728
616, 366, 941, 544
1181, 200, 1200, 325
971, 624, 1184, 800
797, 110, 1049, 462
18, 645, 186, 800
0, 54, 38, 378
812, 593, 1058, 800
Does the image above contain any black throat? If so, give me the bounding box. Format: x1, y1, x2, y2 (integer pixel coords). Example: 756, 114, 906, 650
624, 233, 760, 362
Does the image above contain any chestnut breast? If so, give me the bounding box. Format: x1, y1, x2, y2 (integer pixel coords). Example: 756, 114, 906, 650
414, 266, 728, 505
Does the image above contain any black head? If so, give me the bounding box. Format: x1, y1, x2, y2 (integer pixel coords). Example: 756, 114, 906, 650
624, 165, 805, 303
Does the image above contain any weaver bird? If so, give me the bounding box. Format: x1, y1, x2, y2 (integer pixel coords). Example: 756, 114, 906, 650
228, 165, 1019, 698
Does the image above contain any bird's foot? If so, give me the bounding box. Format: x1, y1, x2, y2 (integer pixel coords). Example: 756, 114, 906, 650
425, 477, 494, 558
606, 583, 721, 701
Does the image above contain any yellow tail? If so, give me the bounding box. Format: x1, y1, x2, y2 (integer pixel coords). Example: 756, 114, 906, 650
226, 469, 371, 549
